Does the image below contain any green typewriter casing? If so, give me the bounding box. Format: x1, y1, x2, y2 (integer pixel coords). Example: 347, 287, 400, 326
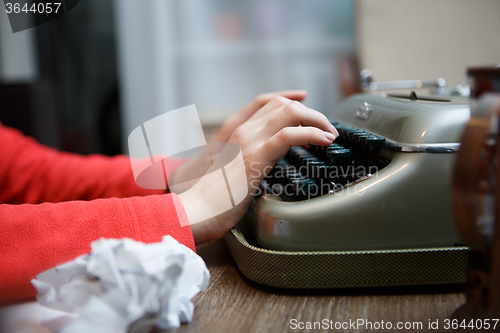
225, 92, 470, 288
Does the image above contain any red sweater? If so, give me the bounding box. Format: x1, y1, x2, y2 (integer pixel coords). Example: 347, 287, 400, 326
0, 123, 194, 304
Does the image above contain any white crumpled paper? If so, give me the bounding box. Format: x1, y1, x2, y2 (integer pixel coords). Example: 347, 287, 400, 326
31, 236, 210, 333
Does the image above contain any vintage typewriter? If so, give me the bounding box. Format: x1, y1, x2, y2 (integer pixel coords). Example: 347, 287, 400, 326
246, 87, 471, 252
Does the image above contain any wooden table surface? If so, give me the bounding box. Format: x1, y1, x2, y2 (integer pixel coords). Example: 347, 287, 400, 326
160, 239, 466, 333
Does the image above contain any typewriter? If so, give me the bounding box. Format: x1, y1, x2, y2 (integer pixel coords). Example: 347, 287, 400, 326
247, 89, 471, 251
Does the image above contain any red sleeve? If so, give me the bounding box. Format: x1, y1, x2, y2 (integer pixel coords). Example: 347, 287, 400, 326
0, 194, 194, 304
0, 122, 185, 204
0, 124, 195, 304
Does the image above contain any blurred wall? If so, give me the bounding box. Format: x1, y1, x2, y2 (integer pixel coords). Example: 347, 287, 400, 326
0, 2, 38, 83
115, 0, 355, 151
357, 0, 500, 87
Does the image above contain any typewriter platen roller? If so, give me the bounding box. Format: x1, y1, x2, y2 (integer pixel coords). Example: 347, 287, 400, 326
248, 93, 471, 251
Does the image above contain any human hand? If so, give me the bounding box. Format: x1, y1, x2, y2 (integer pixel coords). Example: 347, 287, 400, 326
177, 92, 338, 244
169, 91, 309, 193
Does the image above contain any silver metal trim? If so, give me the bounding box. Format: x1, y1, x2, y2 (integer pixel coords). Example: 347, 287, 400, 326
360, 69, 447, 92
384, 139, 461, 153
368, 79, 447, 91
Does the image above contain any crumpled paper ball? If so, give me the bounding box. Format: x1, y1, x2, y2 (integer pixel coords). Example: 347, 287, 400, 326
31, 236, 210, 333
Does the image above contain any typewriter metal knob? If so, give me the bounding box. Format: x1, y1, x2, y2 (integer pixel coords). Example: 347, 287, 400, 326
356, 102, 373, 120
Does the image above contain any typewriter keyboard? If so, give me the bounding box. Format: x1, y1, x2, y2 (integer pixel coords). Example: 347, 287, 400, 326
262, 122, 391, 201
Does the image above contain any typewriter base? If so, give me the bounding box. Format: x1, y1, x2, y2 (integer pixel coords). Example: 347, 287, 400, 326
224, 223, 468, 289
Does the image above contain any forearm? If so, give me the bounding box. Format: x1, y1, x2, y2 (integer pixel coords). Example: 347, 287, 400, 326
0, 123, 185, 203
0, 194, 194, 304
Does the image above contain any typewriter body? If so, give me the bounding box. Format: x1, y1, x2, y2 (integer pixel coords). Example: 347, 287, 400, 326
248, 92, 470, 251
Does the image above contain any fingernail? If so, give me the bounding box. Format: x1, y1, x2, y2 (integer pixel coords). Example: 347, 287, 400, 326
331, 124, 339, 137
324, 131, 336, 142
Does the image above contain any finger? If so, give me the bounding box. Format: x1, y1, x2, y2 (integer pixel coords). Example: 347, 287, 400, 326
259, 101, 337, 138
263, 126, 336, 162
213, 90, 307, 142
248, 90, 308, 113
236, 90, 307, 125
248, 95, 292, 122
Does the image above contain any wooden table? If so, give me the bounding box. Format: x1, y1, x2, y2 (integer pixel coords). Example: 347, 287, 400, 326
163, 239, 466, 333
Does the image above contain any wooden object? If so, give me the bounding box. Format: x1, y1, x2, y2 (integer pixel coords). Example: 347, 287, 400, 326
452, 91, 500, 321
153, 240, 465, 333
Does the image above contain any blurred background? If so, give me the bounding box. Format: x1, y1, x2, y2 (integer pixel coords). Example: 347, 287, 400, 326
0, 0, 499, 156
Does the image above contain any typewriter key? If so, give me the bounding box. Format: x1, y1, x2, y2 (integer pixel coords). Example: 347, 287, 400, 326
352, 131, 367, 141
327, 143, 344, 150
357, 134, 371, 145
326, 148, 351, 164
314, 165, 331, 179
291, 178, 317, 199
347, 129, 365, 140
305, 160, 323, 176
264, 122, 391, 201
366, 135, 386, 147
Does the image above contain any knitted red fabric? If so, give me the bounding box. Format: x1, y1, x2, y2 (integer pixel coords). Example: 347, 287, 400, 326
0, 123, 194, 304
